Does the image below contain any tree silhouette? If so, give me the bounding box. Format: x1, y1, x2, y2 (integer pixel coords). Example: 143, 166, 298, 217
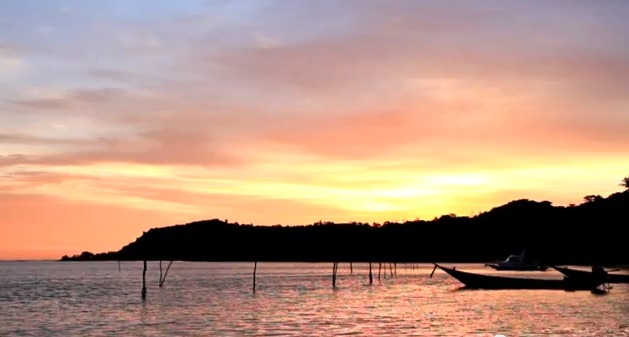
621, 175, 629, 190
59, 176, 629, 265
583, 195, 602, 203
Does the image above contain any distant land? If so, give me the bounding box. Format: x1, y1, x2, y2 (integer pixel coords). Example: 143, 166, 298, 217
61, 189, 629, 266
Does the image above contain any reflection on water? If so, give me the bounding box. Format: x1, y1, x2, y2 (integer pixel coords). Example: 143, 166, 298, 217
0, 262, 627, 336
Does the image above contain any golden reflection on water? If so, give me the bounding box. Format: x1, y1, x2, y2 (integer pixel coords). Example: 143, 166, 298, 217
0, 262, 627, 336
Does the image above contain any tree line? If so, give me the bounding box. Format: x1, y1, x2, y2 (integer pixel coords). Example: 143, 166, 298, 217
61, 177, 629, 265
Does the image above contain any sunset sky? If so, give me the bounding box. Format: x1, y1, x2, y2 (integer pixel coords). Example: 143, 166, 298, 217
1, 1, 628, 259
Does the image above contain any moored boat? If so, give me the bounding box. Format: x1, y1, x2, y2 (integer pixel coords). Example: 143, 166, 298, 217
432, 264, 604, 291
551, 265, 629, 284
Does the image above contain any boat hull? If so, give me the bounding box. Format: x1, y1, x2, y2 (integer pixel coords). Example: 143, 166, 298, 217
486, 263, 548, 271
436, 264, 601, 291
552, 266, 629, 284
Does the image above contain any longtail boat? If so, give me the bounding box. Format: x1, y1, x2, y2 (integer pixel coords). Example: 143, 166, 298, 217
551, 265, 629, 284
431, 264, 605, 291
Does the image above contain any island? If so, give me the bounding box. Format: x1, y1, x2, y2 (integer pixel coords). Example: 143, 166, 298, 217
61, 189, 629, 266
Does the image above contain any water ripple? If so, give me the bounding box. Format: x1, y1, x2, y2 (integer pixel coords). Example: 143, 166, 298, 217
1, 262, 628, 336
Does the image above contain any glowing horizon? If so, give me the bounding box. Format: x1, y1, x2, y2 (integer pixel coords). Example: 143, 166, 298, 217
1, 0, 629, 259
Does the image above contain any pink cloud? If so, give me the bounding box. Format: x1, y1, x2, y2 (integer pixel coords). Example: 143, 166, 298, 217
0, 132, 243, 168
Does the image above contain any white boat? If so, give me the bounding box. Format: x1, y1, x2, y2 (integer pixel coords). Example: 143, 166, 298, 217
485, 250, 548, 271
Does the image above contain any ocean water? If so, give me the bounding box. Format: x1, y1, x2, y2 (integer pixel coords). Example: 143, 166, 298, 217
0, 262, 627, 337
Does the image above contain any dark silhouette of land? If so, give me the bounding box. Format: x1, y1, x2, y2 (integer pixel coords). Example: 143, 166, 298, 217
61, 189, 629, 266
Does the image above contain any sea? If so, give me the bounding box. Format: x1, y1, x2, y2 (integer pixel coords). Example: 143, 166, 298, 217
0, 262, 627, 337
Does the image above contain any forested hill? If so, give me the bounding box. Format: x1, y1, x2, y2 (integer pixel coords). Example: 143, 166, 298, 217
61, 190, 629, 265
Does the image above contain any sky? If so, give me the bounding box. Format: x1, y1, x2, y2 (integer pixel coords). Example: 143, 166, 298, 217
1, 0, 628, 259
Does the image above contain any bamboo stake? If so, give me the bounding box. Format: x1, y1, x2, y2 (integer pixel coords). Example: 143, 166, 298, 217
141, 260, 147, 300
430, 264, 438, 278
252, 261, 257, 293
159, 261, 173, 287
369, 262, 373, 285
159, 260, 163, 286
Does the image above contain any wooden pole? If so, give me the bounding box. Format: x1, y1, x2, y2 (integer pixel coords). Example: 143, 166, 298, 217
141, 260, 147, 300
430, 264, 438, 278
390, 263, 393, 277
159, 261, 173, 287
350, 262, 353, 274
332, 262, 338, 288
117, 261, 121, 272
378, 262, 382, 280
369, 262, 373, 285
159, 260, 163, 286
252, 261, 257, 293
